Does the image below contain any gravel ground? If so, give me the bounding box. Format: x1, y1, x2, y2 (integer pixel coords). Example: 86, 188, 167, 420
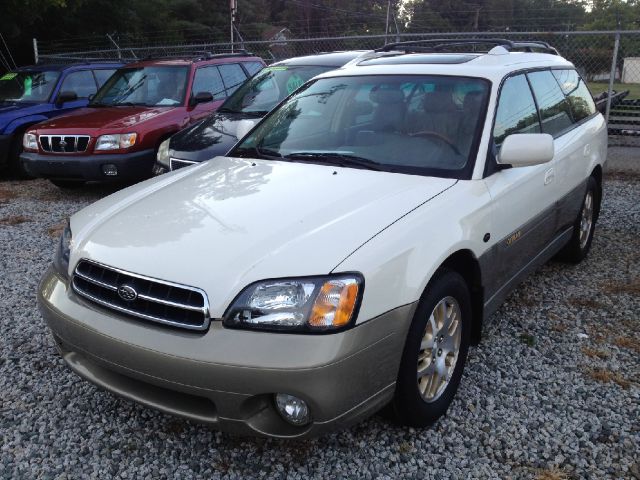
0, 176, 638, 480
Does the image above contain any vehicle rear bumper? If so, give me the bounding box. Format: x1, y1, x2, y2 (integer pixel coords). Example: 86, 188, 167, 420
38, 266, 415, 438
20, 149, 156, 182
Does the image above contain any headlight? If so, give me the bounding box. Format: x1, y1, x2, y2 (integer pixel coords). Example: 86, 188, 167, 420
223, 274, 363, 332
95, 133, 137, 150
156, 138, 171, 167
23, 132, 38, 150
53, 220, 73, 278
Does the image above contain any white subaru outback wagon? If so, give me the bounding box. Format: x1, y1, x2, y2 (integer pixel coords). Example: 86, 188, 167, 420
39, 39, 607, 438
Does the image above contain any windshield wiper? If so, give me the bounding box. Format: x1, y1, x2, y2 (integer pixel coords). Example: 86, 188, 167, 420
216, 107, 239, 114
284, 152, 386, 171
113, 101, 146, 107
233, 146, 282, 160
88, 102, 110, 107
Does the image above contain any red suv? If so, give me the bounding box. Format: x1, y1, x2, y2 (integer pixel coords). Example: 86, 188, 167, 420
20, 53, 264, 187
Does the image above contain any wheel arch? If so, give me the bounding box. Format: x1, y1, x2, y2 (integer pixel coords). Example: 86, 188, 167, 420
437, 249, 484, 345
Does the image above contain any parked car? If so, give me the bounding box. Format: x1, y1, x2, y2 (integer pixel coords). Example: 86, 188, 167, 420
154, 51, 366, 174
20, 53, 264, 187
0, 62, 122, 176
38, 40, 606, 438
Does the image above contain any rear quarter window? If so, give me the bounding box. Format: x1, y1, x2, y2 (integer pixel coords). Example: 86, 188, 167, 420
552, 69, 597, 122
527, 70, 574, 136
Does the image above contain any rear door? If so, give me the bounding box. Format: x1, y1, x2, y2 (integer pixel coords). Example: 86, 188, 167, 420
482, 73, 560, 304
188, 65, 228, 122
549, 68, 602, 230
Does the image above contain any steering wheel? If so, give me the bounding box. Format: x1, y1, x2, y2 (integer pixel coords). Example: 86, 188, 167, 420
408, 130, 461, 156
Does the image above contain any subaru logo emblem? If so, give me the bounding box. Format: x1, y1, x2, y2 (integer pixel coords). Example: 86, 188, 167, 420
117, 284, 138, 301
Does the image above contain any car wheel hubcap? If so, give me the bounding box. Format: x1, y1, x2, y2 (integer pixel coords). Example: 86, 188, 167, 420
579, 190, 594, 250
417, 296, 462, 403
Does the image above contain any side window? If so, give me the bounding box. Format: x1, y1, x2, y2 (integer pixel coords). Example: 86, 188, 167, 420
242, 61, 264, 76
192, 66, 226, 100
527, 70, 573, 136
93, 69, 116, 88
493, 74, 540, 146
218, 64, 247, 96
60, 70, 97, 98
552, 69, 596, 122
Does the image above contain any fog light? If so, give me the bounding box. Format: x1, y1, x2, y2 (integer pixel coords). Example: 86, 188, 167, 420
102, 164, 118, 176
274, 393, 311, 426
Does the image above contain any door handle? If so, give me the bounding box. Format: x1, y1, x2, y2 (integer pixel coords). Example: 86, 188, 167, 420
544, 168, 555, 185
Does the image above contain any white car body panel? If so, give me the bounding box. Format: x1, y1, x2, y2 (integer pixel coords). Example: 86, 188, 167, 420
69, 156, 455, 317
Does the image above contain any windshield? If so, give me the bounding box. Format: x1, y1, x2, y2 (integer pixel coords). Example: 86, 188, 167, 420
232, 75, 490, 178
221, 65, 333, 114
91, 66, 189, 107
0, 71, 60, 103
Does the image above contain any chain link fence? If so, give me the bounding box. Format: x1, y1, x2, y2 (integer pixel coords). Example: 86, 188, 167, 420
35, 30, 640, 169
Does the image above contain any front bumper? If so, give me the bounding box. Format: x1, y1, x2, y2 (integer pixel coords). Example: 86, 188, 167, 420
38, 267, 415, 438
20, 149, 156, 182
0, 133, 13, 168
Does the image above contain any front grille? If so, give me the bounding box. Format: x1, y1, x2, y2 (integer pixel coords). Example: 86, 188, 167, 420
170, 158, 197, 171
40, 135, 90, 153
72, 259, 210, 331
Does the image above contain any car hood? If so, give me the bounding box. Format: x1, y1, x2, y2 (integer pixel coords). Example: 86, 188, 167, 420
70, 156, 456, 316
169, 111, 262, 162
0, 101, 50, 132
32, 106, 176, 133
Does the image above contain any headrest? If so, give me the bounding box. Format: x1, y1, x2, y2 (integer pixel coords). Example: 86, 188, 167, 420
463, 91, 483, 111
369, 85, 404, 105
422, 91, 456, 113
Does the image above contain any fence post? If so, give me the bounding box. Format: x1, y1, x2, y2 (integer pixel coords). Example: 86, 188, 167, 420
33, 38, 39, 64
605, 31, 621, 123
106, 33, 122, 59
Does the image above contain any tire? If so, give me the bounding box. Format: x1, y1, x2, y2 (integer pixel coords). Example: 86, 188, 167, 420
557, 176, 599, 264
50, 179, 85, 189
389, 269, 471, 427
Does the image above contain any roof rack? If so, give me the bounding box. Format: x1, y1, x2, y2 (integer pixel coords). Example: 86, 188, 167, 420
376, 38, 559, 55
142, 50, 254, 61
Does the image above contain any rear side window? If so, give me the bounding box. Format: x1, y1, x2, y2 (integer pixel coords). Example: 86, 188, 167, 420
493, 74, 540, 146
552, 69, 596, 121
218, 64, 247, 96
93, 69, 116, 87
192, 66, 226, 100
242, 61, 264, 76
527, 70, 573, 136
60, 70, 97, 98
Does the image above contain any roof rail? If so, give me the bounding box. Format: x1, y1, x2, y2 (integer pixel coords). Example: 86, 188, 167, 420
142, 50, 254, 61
376, 38, 558, 55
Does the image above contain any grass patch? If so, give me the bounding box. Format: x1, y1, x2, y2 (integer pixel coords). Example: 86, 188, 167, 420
602, 278, 640, 296
519, 333, 536, 347
581, 346, 610, 360
614, 336, 640, 353
589, 81, 640, 100
567, 296, 605, 310
0, 187, 18, 204
586, 368, 631, 389
535, 467, 571, 480
47, 221, 66, 238
0, 215, 31, 226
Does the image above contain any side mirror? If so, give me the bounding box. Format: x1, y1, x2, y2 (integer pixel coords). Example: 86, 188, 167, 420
235, 119, 257, 140
497, 133, 554, 167
190, 91, 214, 106
56, 91, 78, 106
